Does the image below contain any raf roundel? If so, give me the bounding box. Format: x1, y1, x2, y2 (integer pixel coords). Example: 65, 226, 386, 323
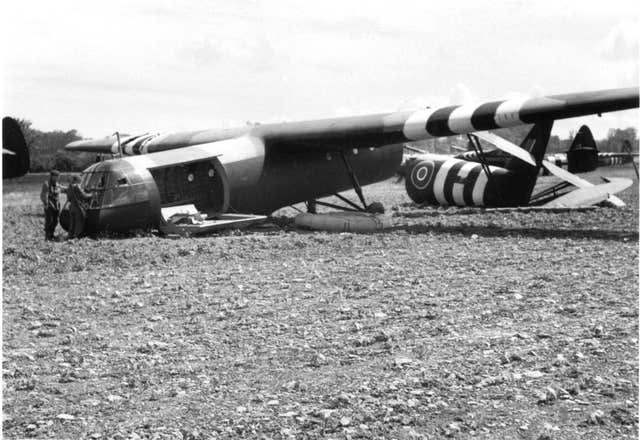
410, 160, 435, 190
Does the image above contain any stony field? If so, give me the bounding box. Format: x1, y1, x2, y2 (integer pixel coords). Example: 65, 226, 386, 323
2, 166, 638, 439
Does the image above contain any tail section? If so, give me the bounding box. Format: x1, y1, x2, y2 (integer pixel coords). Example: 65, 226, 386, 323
2, 117, 30, 179
567, 125, 598, 173
500, 120, 553, 203
503, 120, 554, 174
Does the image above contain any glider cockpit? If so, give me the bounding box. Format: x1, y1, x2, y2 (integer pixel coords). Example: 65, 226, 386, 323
76, 155, 230, 233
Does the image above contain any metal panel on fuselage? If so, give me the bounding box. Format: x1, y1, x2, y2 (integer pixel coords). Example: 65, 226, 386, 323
229, 144, 404, 214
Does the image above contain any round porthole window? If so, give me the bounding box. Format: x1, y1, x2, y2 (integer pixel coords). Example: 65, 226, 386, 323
187, 173, 195, 182
208, 168, 215, 178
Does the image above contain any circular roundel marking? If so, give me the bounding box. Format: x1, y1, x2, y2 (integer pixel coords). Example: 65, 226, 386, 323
410, 160, 435, 190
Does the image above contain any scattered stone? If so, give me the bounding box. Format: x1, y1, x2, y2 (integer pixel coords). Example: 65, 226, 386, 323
553, 354, 568, 366
587, 410, 606, 425
373, 331, 389, 342
535, 387, 558, 405
535, 390, 548, 404
16, 352, 35, 362
557, 388, 571, 399
309, 353, 327, 367
524, 370, 544, 379
36, 329, 55, 338
280, 411, 297, 417
592, 325, 604, 338
394, 356, 414, 368
56, 414, 75, 421
406, 398, 419, 408
328, 393, 351, 408
283, 380, 300, 391
266, 399, 279, 406
545, 387, 557, 402
340, 416, 351, 427
610, 406, 636, 425
311, 408, 335, 420
15, 378, 36, 391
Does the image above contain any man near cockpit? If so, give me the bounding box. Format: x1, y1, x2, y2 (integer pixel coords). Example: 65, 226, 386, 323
66, 175, 94, 239
40, 170, 64, 241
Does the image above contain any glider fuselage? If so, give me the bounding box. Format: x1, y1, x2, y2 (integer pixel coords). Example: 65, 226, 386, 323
77, 141, 403, 233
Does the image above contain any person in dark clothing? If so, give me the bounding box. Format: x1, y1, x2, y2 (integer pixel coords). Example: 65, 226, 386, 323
66, 175, 94, 239
40, 170, 63, 241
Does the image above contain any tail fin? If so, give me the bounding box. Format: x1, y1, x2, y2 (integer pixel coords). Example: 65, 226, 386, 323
500, 120, 553, 204
503, 120, 554, 175
2, 117, 30, 179
567, 125, 598, 173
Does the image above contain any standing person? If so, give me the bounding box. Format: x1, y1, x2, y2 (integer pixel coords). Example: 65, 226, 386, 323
40, 170, 63, 241
66, 175, 93, 239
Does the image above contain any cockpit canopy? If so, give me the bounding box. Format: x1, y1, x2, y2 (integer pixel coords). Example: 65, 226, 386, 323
79, 160, 148, 210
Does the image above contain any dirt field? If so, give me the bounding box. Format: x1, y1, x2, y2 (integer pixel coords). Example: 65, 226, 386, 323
3, 166, 638, 439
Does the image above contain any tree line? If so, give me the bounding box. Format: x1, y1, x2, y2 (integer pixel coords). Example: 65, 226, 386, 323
12, 118, 640, 173
14, 118, 94, 172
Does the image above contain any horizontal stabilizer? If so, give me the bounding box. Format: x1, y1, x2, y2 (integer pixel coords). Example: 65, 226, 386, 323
542, 160, 628, 206
542, 159, 591, 188
543, 178, 632, 208
472, 131, 536, 166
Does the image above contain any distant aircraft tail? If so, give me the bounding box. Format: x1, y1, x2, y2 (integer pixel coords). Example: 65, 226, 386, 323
567, 125, 598, 173
2, 117, 30, 179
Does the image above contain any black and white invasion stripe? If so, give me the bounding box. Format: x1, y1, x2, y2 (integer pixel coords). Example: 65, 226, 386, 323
410, 157, 499, 206
402, 98, 531, 140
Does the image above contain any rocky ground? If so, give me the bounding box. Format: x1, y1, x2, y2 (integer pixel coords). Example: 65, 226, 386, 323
3, 166, 638, 439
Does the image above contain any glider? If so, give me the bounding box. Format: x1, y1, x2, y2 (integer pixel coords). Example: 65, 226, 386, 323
545, 125, 638, 176
64, 87, 639, 233
2, 117, 30, 179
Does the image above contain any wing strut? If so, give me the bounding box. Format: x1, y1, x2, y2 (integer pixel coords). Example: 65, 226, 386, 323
467, 134, 494, 180
305, 150, 385, 213
340, 151, 368, 210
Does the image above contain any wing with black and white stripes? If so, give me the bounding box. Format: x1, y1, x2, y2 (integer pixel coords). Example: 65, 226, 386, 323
66, 87, 639, 154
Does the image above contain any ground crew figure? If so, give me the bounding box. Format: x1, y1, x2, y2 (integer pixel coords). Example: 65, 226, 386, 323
40, 170, 63, 240
66, 175, 93, 239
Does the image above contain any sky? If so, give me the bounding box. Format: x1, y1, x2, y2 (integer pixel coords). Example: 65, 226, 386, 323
1, 0, 638, 140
